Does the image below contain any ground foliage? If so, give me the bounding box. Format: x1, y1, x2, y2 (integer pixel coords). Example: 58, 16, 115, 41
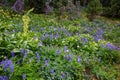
0, 7, 120, 80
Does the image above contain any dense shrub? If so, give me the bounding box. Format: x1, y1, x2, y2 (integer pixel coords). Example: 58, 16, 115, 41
110, 0, 120, 17
101, 0, 120, 18
86, 0, 102, 21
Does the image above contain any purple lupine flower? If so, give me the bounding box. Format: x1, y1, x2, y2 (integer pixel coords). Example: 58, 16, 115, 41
20, 49, 24, 53
93, 35, 103, 41
38, 41, 43, 46
1, 59, 14, 73
24, 53, 27, 59
81, 38, 88, 43
7, 61, 14, 73
35, 52, 40, 63
63, 46, 67, 52
11, 52, 15, 57
94, 28, 104, 41
0, 76, 9, 80
41, 33, 48, 41
97, 35, 103, 39
41, 33, 49, 41
53, 28, 57, 31
55, 33, 59, 39
1, 58, 7, 71
58, 28, 61, 32
8, 60, 14, 73
40, 37, 44, 41
76, 33, 80, 37
85, 27, 93, 32
117, 48, 120, 50
45, 0, 53, 14
20, 49, 28, 58
11, 0, 24, 13
45, 33, 49, 38
50, 69, 55, 74
56, 49, 61, 54
77, 56, 81, 62
106, 43, 117, 50
68, 54, 73, 62
67, 32, 71, 36
2, 58, 9, 72
40, 28, 45, 32
98, 57, 101, 62
20, 49, 26, 54
61, 73, 66, 78
3, 63, 9, 72
10, 65, 14, 73
22, 74, 26, 80
45, 60, 49, 66
96, 28, 104, 35
93, 35, 99, 41
50, 34, 53, 40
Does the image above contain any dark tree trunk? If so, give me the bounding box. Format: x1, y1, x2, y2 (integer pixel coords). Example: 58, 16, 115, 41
83, 0, 87, 7
73, 0, 78, 5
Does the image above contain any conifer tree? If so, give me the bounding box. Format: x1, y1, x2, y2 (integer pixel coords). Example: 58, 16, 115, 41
110, 0, 120, 17
86, 0, 102, 21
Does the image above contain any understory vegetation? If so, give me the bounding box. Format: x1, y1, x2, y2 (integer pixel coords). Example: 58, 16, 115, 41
0, 0, 120, 80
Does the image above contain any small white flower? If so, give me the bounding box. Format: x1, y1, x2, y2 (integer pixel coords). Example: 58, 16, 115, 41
77, 45, 80, 48
34, 37, 38, 41
62, 40, 65, 43
11, 34, 15, 38
38, 42, 43, 46
66, 50, 69, 52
